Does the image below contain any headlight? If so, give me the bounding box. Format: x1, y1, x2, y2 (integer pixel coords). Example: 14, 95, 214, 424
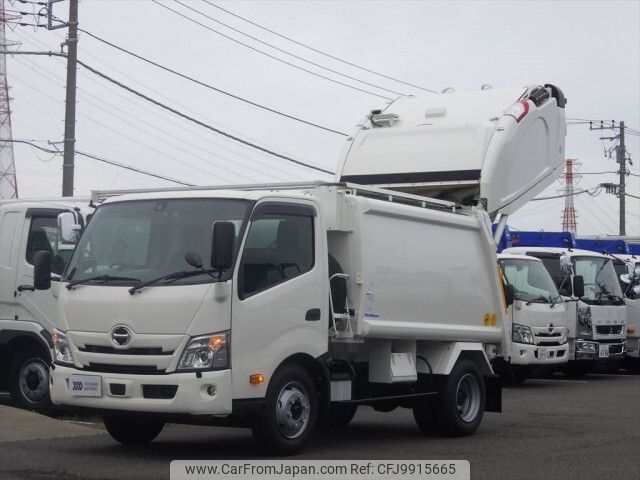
576, 340, 596, 352
512, 324, 534, 344
177, 331, 229, 371
52, 329, 75, 366
577, 306, 592, 335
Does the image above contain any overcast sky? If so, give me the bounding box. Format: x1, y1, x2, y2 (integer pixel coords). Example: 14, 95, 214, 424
6, 0, 640, 236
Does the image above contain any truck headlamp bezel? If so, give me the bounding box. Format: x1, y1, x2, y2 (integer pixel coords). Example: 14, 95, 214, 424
512, 323, 534, 345
52, 328, 75, 366
177, 331, 230, 372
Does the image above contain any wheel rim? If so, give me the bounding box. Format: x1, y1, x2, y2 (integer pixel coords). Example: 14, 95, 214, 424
275, 381, 310, 439
19, 358, 49, 404
455, 373, 481, 423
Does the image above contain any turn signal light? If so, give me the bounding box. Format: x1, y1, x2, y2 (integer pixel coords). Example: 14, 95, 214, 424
250, 374, 265, 385
208, 335, 226, 350
627, 326, 636, 334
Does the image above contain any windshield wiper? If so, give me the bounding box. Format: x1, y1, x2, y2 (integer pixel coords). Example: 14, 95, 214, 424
596, 282, 623, 302
128, 269, 218, 295
66, 274, 140, 290
549, 294, 562, 308
526, 295, 551, 306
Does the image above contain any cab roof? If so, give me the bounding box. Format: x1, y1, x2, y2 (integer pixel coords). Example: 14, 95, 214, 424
504, 246, 608, 258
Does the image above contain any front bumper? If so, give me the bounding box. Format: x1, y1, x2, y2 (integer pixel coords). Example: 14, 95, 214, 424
572, 339, 626, 361
50, 364, 232, 415
626, 337, 640, 359
510, 342, 568, 366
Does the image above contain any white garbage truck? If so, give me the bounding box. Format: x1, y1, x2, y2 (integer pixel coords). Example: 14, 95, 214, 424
505, 239, 626, 377
494, 253, 569, 383
0, 198, 89, 413
35, 84, 566, 454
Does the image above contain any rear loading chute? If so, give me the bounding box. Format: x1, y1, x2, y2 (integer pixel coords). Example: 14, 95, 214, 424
337, 84, 567, 218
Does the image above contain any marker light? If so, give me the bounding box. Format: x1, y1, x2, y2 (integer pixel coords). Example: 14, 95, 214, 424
627, 326, 636, 334
505, 100, 531, 123
250, 374, 265, 385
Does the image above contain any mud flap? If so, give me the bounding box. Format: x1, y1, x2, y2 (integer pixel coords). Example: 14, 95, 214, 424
484, 373, 502, 413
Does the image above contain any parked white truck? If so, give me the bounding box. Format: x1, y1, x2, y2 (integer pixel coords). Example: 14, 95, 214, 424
614, 255, 640, 373
504, 246, 626, 376
494, 253, 570, 383
0, 198, 88, 413
35, 84, 566, 454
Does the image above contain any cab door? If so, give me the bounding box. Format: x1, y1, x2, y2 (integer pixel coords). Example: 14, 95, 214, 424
231, 201, 327, 400
15, 209, 66, 331
0, 208, 21, 321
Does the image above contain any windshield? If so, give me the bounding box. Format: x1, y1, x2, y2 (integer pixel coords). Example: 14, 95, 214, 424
499, 258, 560, 303
64, 199, 251, 286
573, 256, 624, 303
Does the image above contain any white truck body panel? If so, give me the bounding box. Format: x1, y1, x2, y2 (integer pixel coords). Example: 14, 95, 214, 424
337, 86, 566, 217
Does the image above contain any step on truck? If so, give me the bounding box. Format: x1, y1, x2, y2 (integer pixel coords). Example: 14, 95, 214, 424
506, 233, 626, 377
0, 198, 89, 413
36, 84, 566, 454
494, 253, 570, 383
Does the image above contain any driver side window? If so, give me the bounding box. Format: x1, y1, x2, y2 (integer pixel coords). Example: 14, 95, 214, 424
238, 208, 314, 299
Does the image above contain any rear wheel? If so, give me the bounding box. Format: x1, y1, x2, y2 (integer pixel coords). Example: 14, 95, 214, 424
103, 416, 165, 445
252, 364, 317, 455
9, 347, 55, 416
415, 359, 485, 437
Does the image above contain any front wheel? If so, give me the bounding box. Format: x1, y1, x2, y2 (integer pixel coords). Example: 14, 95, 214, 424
252, 364, 317, 455
103, 416, 165, 445
9, 348, 56, 416
426, 359, 486, 437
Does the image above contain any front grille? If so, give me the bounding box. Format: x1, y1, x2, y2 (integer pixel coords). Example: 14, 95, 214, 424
537, 341, 563, 346
609, 344, 624, 354
142, 385, 178, 399
536, 332, 562, 337
84, 363, 166, 375
79, 345, 173, 355
595, 325, 624, 335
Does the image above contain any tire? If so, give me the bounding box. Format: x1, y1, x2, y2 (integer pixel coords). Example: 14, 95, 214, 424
432, 359, 486, 437
412, 395, 438, 435
103, 416, 165, 445
561, 362, 592, 378
9, 347, 56, 416
624, 357, 640, 374
325, 403, 357, 429
252, 364, 317, 455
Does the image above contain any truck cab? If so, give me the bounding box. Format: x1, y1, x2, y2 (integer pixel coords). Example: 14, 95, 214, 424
495, 253, 569, 382
0, 198, 89, 413
612, 254, 639, 372
505, 241, 626, 376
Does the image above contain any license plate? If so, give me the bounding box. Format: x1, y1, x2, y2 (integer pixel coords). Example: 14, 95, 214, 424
69, 374, 102, 397
598, 344, 609, 358
538, 348, 548, 360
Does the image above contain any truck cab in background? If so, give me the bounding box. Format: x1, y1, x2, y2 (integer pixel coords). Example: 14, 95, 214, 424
0, 198, 89, 413
494, 253, 569, 383
505, 232, 626, 377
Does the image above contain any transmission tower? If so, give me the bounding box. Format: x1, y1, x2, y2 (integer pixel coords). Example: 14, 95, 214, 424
561, 158, 581, 233
0, 0, 19, 199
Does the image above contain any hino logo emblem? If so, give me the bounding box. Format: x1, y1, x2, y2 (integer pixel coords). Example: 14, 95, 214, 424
111, 326, 132, 346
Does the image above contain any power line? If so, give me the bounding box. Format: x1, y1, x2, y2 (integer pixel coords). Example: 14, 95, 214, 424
626, 192, 640, 200
3, 138, 194, 185
204, 0, 438, 94
151, 1, 392, 101
173, 0, 406, 97
77, 28, 349, 137
531, 186, 602, 201
4, 49, 335, 175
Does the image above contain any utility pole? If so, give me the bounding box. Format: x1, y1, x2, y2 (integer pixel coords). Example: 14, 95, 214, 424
61, 0, 78, 197
589, 120, 629, 236
617, 121, 625, 235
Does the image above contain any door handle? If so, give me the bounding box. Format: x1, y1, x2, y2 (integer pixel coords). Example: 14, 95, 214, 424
305, 308, 321, 321
17, 285, 35, 292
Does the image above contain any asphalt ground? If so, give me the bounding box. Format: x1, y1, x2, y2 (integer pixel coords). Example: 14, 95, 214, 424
1, 373, 639, 480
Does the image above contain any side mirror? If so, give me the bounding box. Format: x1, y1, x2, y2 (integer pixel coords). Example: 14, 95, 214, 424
211, 222, 235, 270
620, 274, 631, 284
560, 254, 572, 275
572, 275, 585, 298
34, 250, 52, 290
58, 211, 81, 243
185, 251, 203, 269
504, 284, 515, 306
633, 285, 640, 297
